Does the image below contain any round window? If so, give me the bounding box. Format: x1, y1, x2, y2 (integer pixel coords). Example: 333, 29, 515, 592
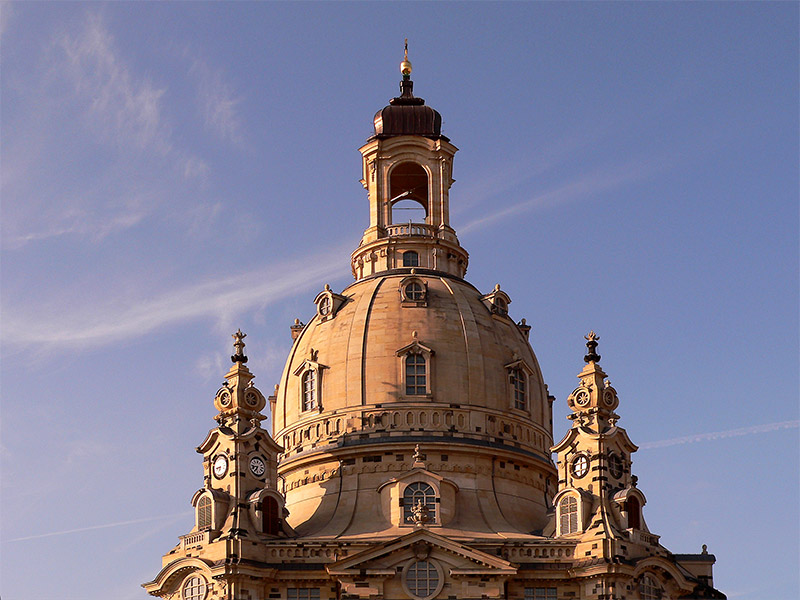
572, 454, 589, 478
404, 560, 442, 600
608, 453, 623, 479
405, 282, 425, 301
182, 575, 207, 600
319, 296, 332, 316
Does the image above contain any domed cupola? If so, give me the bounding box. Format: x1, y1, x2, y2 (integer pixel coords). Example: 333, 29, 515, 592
372, 43, 445, 140
353, 41, 468, 281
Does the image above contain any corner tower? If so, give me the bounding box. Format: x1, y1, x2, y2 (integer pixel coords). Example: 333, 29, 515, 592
352, 43, 468, 280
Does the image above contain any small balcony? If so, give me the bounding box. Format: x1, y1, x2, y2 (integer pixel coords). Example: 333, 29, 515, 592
386, 222, 435, 238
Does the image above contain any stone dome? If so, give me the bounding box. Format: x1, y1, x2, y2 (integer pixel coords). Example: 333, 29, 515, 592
273, 270, 556, 538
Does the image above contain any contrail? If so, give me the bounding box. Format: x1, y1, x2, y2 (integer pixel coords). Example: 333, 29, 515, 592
3, 511, 192, 543
638, 420, 798, 450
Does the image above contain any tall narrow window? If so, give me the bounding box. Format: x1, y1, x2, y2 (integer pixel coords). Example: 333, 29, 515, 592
197, 496, 212, 530
510, 367, 527, 410
403, 251, 419, 267
627, 496, 641, 529
403, 482, 436, 524
262, 496, 279, 535
559, 496, 578, 534
405, 353, 426, 395
302, 370, 317, 411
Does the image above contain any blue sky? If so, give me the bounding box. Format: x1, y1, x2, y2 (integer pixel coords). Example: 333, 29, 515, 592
1, 2, 797, 599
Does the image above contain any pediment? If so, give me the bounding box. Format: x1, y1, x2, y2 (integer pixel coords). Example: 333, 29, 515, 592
376, 467, 458, 492
326, 529, 517, 576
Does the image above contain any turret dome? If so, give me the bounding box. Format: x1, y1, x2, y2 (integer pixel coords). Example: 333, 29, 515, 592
372, 79, 445, 140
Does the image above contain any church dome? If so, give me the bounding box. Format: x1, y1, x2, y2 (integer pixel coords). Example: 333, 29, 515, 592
275, 271, 550, 446
273, 270, 555, 537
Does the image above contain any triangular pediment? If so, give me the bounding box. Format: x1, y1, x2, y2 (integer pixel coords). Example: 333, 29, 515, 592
326, 529, 517, 576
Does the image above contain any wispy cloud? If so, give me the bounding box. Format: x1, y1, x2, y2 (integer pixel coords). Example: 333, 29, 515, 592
2, 245, 351, 353
639, 421, 799, 450
1, 12, 211, 248
3, 511, 192, 543
458, 157, 664, 235
190, 57, 245, 146
57, 13, 170, 155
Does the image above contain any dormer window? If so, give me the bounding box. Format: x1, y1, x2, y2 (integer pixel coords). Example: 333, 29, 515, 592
559, 495, 579, 534
262, 496, 279, 535
294, 352, 326, 413
397, 340, 434, 398
197, 496, 212, 530
403, 482, 437, 524
481, 284, 512, 317
403, 251, 420, 267
505, 358, 534, 413
314, 284, 346, 322
302, 370, 317, 411
318, 295, 331, 316
400, 275, 427, 306
405, 353, 426, 395
510, 367, 527, 410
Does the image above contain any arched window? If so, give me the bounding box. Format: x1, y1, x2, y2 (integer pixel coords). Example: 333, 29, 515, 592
262, 496, 279, 535
403, 482, 436, 524
403, 251, 419, 267
302, 370, 317, 411
405, 560, 440, 599
639, 574, 662, 600
510, 367, 527, 410
627, 496, 641, 529
182, 575, 207, 600
405, 353, 426, 395
559, 496, 578, 535
197, 496, 212, 530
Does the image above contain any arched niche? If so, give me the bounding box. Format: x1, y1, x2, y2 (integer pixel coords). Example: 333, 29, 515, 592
390, 162, 429, 224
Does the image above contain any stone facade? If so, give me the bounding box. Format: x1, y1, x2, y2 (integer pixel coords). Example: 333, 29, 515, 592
143, 56, 724, 600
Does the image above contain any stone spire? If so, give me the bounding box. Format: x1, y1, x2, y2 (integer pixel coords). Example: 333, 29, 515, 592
214, 330, 267, 431
566, 331, 620, 432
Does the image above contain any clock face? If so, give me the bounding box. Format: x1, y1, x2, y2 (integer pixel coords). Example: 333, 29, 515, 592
213, 455, 228, 478
572, 454, 589, 478
249, 456, 266, 477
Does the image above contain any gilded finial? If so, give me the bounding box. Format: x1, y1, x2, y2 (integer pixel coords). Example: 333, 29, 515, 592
400, 38, 412, 79
584, 330, 601, 364
231, 329, 248, 364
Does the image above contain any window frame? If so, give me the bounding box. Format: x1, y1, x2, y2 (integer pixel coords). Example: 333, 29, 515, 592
402, 481, 437, 525
402, 559, 444, 600
403, 250, 420, 267
197, 496, 212, 530
524, 587, 558, 600
559, 494, 579, 535
182, 574, 208, 600
396, 341, 434, 399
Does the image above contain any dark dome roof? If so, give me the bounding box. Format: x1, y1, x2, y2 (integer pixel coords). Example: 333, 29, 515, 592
372, 79, 447, 140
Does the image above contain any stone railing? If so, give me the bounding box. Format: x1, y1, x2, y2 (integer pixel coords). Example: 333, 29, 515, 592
386, 223, 435, 237
629, 529, 661, 547
180, 530, 210, 550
